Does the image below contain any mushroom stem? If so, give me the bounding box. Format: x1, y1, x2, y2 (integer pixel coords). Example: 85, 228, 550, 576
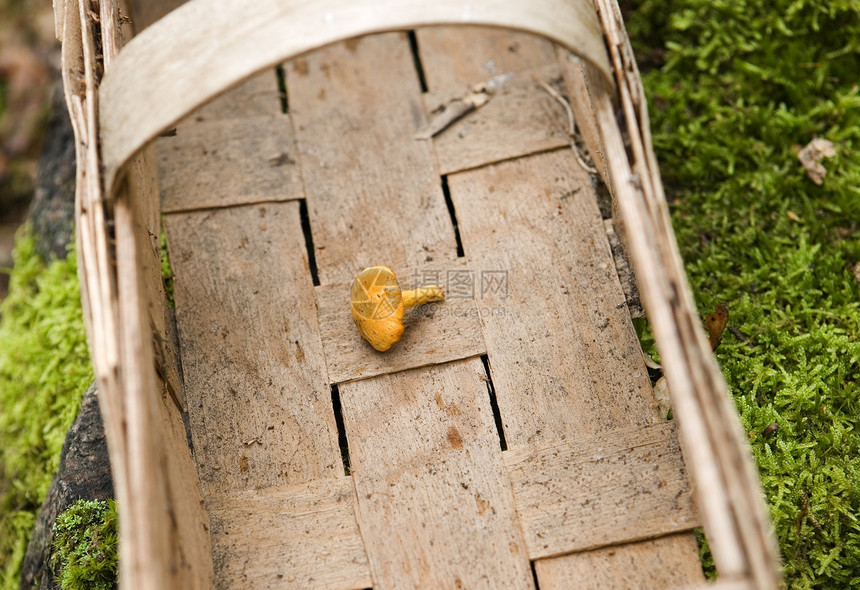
402, 285, 445, 309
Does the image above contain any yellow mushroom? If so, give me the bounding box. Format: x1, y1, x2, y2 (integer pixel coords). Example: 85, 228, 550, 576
350, 266, 445, 351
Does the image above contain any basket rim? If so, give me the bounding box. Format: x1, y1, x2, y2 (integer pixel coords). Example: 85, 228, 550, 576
97, 0, 613, 195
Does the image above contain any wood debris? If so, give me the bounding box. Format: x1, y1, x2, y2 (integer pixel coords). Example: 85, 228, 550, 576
797, 138, 836, 185
414, 73, 513, 140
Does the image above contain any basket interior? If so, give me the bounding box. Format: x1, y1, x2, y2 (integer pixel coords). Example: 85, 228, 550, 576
152, 26, 704, 589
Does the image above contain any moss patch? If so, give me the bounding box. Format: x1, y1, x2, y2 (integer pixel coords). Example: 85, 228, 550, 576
160, 223, 174, 309
625, 0, 860, 587
0, 225, 93, 590
51, 499, 118, 590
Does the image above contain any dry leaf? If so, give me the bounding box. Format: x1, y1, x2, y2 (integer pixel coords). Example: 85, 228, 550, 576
797, 138, 836, 185
705, 302, 729, 351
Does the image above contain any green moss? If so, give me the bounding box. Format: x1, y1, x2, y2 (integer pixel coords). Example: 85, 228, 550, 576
160, 223, 174, 309
51, 499, 118, 590
0, 225, 93, 590
625, 0, 860, 587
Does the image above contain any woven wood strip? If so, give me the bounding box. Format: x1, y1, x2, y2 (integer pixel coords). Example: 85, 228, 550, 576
179, 68, 283, 122
98, 0, 612, 193
151, 376, 216, 588
206, 478, 372, 590
504, 422, 700, 559
418, 26, 558, 91
416, 28, 570, 174
534, 533, 704, 590
340, 359, 534, 588
122, 144, 186, 408
115, 183, 197, 588
316, 260, 486, 384
164, 202, 341, 496
286, 33, 457, 286
157, 116, 304, 213
157, 71, 304, 213
555, 45, 613, 191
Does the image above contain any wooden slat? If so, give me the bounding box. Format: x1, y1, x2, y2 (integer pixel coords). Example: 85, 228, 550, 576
504, 422, 699, 559
417, 27, 557, 92
417, 28, 570, 173
207, 478, 371, 590
115, 184, 216, 588
286, 33, 457, 285
125, 141, 185, 408
157, 116, 303, 212
164, 202, 341, 496
534, 533, 705, 590
556, 46, 613, 191
153, 376, 216, 589
316, 260, 486, 383
185, 69, 284, 122
120, 138, 213, 581
448, 148, 659, 447
425, 63, 571, 174
339, 359, 534, 589
158, 72, 303, 213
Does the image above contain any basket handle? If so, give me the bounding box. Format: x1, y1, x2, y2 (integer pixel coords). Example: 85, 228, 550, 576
98, 0, 613, 195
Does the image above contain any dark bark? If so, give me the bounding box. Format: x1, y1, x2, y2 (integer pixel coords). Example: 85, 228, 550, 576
18, 384, 114, 590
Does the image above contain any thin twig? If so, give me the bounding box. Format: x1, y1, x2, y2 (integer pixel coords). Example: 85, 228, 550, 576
533, 76, 598, 175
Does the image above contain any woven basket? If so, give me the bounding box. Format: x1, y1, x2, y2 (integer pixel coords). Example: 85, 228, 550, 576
54, 0, 782, 588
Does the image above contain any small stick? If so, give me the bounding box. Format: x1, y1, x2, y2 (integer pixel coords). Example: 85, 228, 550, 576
533, 76, 598, 175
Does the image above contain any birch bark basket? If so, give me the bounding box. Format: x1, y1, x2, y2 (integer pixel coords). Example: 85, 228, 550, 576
52, 0, 782, 588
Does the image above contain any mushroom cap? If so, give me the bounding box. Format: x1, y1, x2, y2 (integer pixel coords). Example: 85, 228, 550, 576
350, 266, 405, 351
